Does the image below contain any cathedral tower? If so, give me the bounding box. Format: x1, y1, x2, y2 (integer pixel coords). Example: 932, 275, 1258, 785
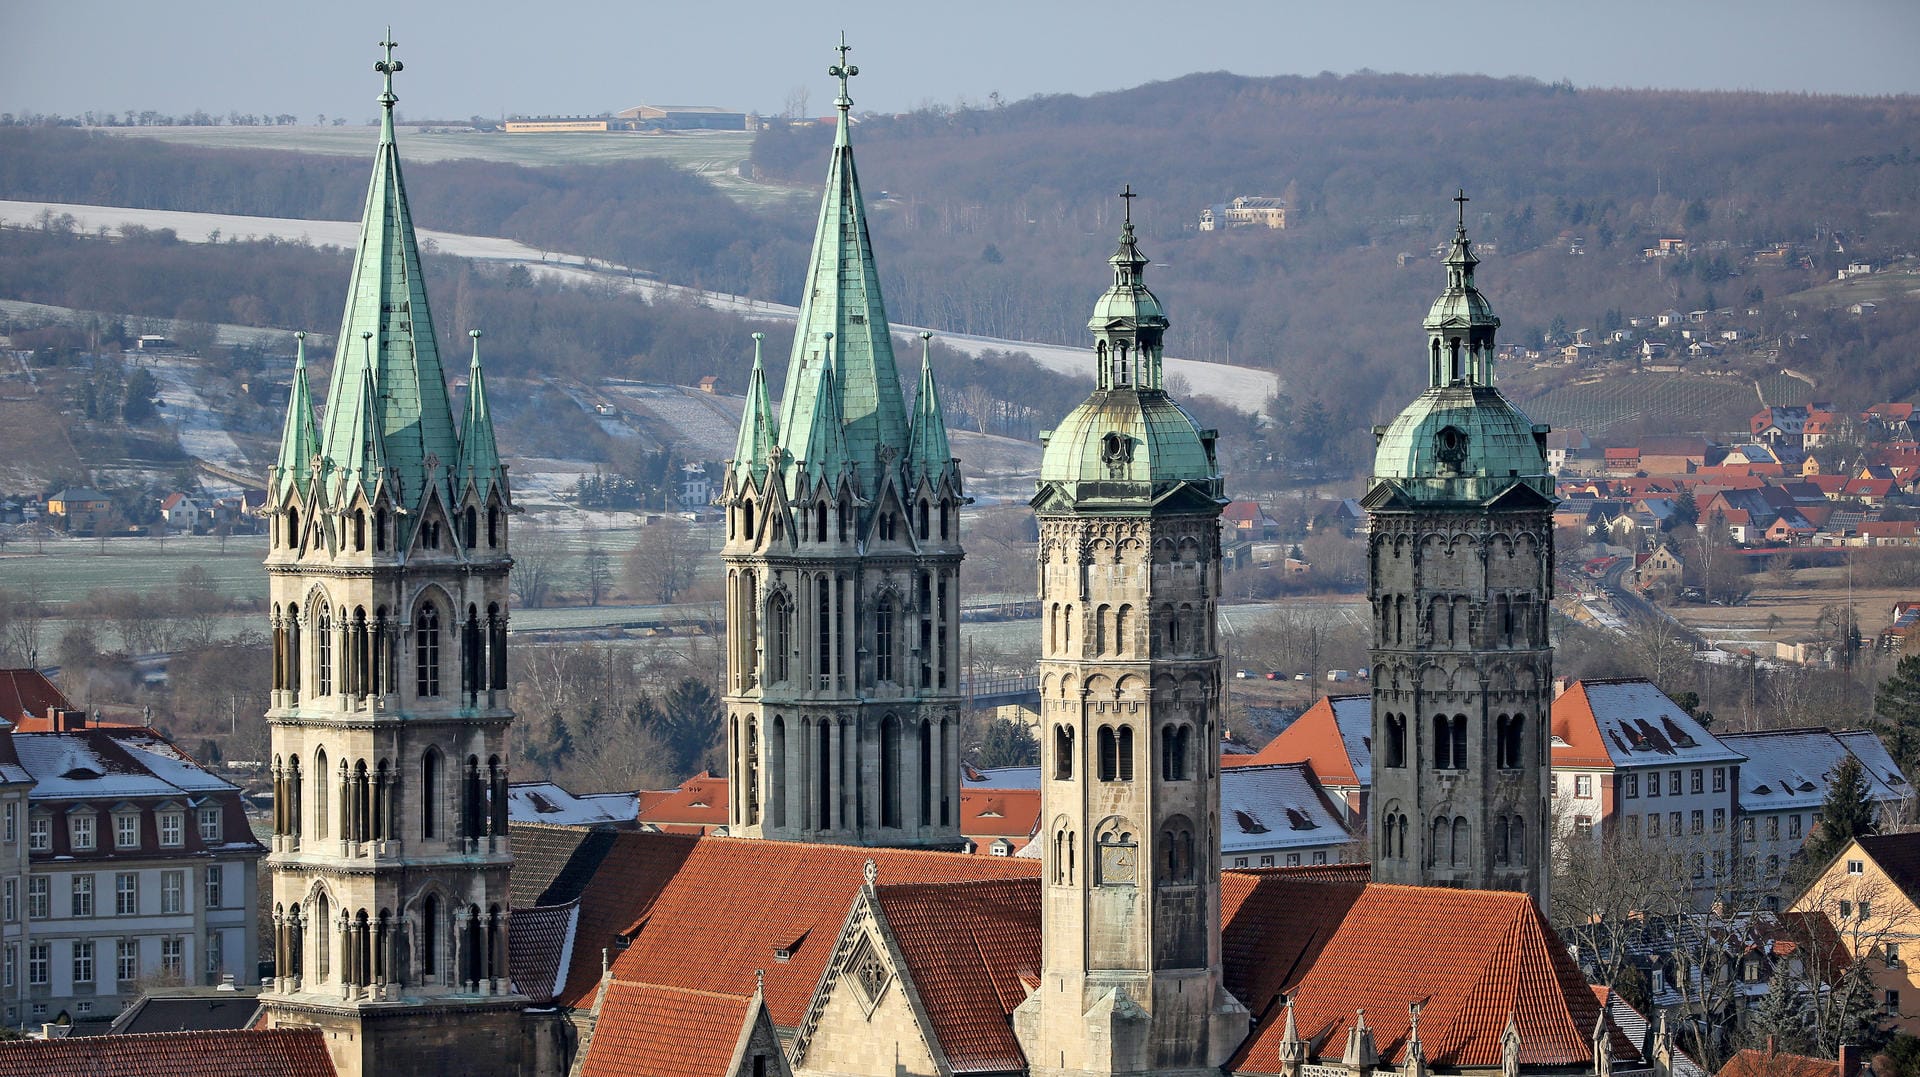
722, 38, 966, 847
1011, 194, 1248, 1077
1365, 193, 1556, 905
259, 37, 523, 1077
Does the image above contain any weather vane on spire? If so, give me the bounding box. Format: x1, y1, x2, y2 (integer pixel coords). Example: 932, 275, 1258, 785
1454, 188, 1470, 231
829, 32, 858, 111
375, 28, 403, 106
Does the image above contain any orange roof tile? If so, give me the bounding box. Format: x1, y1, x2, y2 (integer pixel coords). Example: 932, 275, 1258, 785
606, 836, 1037, 1027
0, 667, 69, 725
875, 878, 1043, 1073
515, 827, 699, 1009
636, 771, 730, 832
0, 1028, 334, 1077
960, 788, 1040, 842
1245, 695, 1371, 785
1720, 1047, 1843, 1077
582, 983, 756, 1077
1226, 875, 1606, 1073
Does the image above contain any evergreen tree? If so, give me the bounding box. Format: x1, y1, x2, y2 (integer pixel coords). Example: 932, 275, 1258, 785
1671, 488, 1700, 530
1803, 754, 1878, 871
1875, 655, 1920, 781
1745, 961, 1811, 1055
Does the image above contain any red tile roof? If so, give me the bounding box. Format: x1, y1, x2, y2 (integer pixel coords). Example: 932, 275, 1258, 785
581, 983, 756, 1077
1226, 874, 1608, 1073
0, 1028, 334, 1077
1239, 695, 1370, 785
517, 827, 700, 1009
874, 878, 1042, 1074
0, 667, 69, 725
1721, 1047, 1842, 1077
636, 771, 730, 833
605, 836, 1037, 1027
508, 899, 578, 1005
960, 788, 1040, 845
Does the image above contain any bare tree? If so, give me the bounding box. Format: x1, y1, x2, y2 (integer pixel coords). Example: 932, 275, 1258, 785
581, 525, 613, 607
511, 522, 561, 610
624, 517, 702, 604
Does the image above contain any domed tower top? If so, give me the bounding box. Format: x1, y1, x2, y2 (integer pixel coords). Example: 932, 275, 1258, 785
1036, 188, 1222, 513
1369, 191, 1553, 507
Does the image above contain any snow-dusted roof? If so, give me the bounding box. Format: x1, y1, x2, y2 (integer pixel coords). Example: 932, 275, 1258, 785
1329, 696, 1374, 787
960, 765, 1040, 790
1552, 679, 1746, 769
1720, 728, 1908, 815
14, 727, 236, 801
506, 781, 638, 826
1220, 762, 1352, 854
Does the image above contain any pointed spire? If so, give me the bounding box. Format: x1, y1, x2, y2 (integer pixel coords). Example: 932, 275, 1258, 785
319, 31, 460, 519
731, 332, 780, 488
1343, 1008, 1379, 1072
335, 333, 388, 501
1087, 184, 1169, 392
1401, 1002, 1428, 1077
789, 332, 851, 490
906, 332, 952, 484
1278, 995, 1309, 1070
775, 34, 906, 502
457, 329, 505, 503
274, 332, 320, 500
1424, 188, 1501, 387
1500, 1011, 1523, 1077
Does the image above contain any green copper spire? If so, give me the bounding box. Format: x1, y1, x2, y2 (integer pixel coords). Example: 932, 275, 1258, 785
774, 34, 907, 501
788, 331, 852, 489
731, 332, 779, 487
906, 332, 953, 482
334, 333, 390, 500
1087, 185, 1170, 392
274, 332, 321, 500
318, 32, 460, 517
457, 329, 505, 502
1423, 189, 1501, 387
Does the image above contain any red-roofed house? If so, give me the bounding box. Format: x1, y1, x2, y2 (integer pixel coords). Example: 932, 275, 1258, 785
636, 771, 731, 834
1230, 694, 1372, 824
0, 1027, 335, 1077
0, 668, 69, 725
580, 981, 788, 1077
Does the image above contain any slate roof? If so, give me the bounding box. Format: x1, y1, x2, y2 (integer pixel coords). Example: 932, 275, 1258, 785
1854, 833, 1920, 902
959, 764, 1040, 790
604, 836, 1037, 1027
106, 989, 263, 1035
1550, 679, 1744, 770
1719, 728, 1907, 814
1219, 762, 1353, 854
580, 983, 756, 1077
508, 900, 579, 1005
0, 1028, 334, 1077
13, 726, 239, 800
1235, 694, 1373, 786
506, 781, 638, 827
874, 878, 1042, 1074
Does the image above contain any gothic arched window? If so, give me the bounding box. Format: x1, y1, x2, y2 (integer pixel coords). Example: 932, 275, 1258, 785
421, 748, 442, 840
1386, 713, 1407, 768
767, 593, 791, 684
875, 596, 895, 684
1053, 725, 1074, 781
315, 604, 333, 697
415, 605, 441, 698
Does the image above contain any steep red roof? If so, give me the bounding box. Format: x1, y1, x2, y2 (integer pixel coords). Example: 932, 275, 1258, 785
1241, 695, 1371, 785
0, 1028, 334, 1077
508, 900, 578, 1005
876, 878, 1042, 1074
960, 788, 1040, 846
581, 983, 755, 1077
537, 828, 700, 1008
1227, 876, 1606, 1073
0, 668, 69, 724
606, 836, 1037, 1026
636, 771, 730, 833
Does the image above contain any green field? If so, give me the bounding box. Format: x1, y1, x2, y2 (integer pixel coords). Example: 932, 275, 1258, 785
2, 534, 269, 606
1518, 373, 1761, 437
101, 126, 801, 210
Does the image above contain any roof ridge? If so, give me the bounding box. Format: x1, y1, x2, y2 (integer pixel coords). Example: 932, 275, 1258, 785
606, 979, 755, 1005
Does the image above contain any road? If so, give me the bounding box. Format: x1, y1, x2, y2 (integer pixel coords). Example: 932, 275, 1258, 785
0, 199, 1281, 407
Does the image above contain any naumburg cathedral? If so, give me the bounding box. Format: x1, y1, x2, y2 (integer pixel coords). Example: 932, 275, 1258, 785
241, 34, 1665, 1077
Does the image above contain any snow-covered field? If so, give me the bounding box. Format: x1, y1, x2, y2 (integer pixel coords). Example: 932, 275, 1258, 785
0, 199, 1281, 408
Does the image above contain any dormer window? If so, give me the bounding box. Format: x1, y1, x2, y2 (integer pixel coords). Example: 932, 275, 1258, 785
1434, 425, 1469, 470
114, 812, 140, 849
69, 812, 96, 851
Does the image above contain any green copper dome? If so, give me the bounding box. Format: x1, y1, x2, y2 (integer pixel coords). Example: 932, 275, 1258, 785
1371, 384, 1552, 503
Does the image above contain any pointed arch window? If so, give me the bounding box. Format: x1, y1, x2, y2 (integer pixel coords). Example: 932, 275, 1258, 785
918, 500, 930, 540
421, 748, 442, 840
767, 592, 791, 684
1385, 713, 1407, 768
415, 605, 441, 698
287, 507, 301, 550
1053, 725, 1074, 780
875, 595, 896, 684
1161, 724, 1191, 782
464, 506, 478, 549
314, 748, 328, 840
352, 509, 366, 552
315, 605, 333, 697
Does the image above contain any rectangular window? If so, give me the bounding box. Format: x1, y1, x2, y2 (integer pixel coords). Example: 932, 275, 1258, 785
1285, 853, 1301, 867
116, 940, 138, 983
1575, 815, 1594, 837
116, 873, 138, 916
1671, 812, 1683, 837
1, 879, 12, 922
70, 813, 96, 851
72, 940, 93, 984
1768, 854, 1781, 875
1691, 811, 1704, 835
1625, 815, 1640, 839
160, 937, 182, 977
1312, 851, 1327, 865
27, 943, 47, 986
1714, 850, 1726, 876
26, 877, 47, 919
3, 801, 14, 843
1575, 775, 1594, 798
1850, 859, 1867, 875
161, 870, 185, 914
1789, 815, 1803, 839
1713, 808, 1726, 832
1890, 943, 1902, 968
1691, 768, 1704, 794
1861, 901, 1873, 920
115, 814, 140, 849
204, 866, 221, 910
1744, 818, 1756, 841
1841, 900, 1854, 917
1550, 775, 1559, 795
72, 874, 94, 917
1259, 855, 1275, 867
198, 807, 222, 843
1768, 817, 1781, 840
1233, 857, 1248, 868
1888, 989, 1902, 1015
27, 816, 48, 852
1624, 774, 1639, 798
159, 812, 183, 848
1648, 814, 1661, 838
1669, 771, 1682, 796
1713, 767, 1727, 793
1648, 774, 1661, 798
1692, 853, 1705, 879
2, 945, 11, 988
206, 932, 222, 979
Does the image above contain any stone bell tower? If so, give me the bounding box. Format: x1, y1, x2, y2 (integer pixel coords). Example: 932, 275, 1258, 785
1365, 192, 1556, 906
258, 35, 523, 1077
1012, 191, 1248, 1077
720, 37, 966, 847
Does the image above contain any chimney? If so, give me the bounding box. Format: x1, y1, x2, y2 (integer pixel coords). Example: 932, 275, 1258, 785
1552, 676, 1572, 700
1841, 1044, 1861, 1077
50, 707, 85, 732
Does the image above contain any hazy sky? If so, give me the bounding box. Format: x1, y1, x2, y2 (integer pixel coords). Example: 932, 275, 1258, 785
5, 0, 1919, 122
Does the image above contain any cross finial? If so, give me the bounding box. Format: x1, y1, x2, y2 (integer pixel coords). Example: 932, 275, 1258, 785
375, 28, 403, 107
829, 32, 859, 110
1454, 188, 1470, 231
1121, 183, 1137, 226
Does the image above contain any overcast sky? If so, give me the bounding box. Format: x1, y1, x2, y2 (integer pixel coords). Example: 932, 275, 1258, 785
5, 0, 1918, 122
